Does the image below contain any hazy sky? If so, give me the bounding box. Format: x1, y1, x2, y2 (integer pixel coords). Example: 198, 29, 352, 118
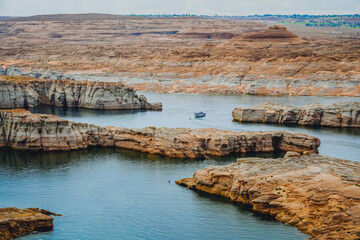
0, 0, 359, 16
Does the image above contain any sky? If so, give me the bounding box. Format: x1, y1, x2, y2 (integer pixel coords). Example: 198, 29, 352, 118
0, 0, 359, 16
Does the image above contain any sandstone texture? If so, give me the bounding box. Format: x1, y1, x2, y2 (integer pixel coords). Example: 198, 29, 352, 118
176, 153, 360, 239
0, 16, 359, 96
232, 102, 360, 128
0, 109, 320, 157
0, 76, 161, 110
0, 207, 60, 239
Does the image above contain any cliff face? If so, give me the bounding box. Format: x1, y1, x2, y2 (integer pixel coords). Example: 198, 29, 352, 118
0, 208, 59, 240
0, 76, 162, 110
0, 109, 320, 158
176, 154, 360, 240
232, 102, 360, 128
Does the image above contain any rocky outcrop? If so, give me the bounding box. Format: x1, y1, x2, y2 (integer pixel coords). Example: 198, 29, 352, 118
0, 76, 162, 110
0, 207, 60, 239
232, 102, 360, 128
176, 153, 360, 240
0, 109, 320, 157
242, 25, 298, 39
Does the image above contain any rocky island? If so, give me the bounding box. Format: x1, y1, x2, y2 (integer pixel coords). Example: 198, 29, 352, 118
0, 109, 320, 158
176, 153, 360, 239
0, 76, 162, 110
232, 102, 360, 128
0, 207, 61, 239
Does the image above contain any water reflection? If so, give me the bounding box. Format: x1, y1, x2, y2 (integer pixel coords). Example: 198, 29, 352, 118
235, 121, 360, 136
0, 148, 283, 173
31, 105, 145, 117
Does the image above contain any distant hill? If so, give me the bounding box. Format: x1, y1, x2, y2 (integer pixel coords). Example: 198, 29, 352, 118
0, 17, 12, 20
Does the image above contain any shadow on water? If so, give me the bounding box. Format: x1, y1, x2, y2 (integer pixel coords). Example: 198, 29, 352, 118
0, 148, 283, 172
192, 190, 280, 222
233, 120, 360, 136
30, 105, 146, 117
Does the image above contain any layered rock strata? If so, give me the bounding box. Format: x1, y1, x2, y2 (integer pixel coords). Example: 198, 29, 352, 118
0, 109, 320, 158
4, 66, 360, 97
176, 154, 360, 240
1, 21, 359, 97
232, 102, 360, 128
0, 207, 60, 239
0, 76, 162, 110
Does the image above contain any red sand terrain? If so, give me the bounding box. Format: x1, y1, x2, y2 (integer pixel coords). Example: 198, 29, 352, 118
0, 14, 359, 96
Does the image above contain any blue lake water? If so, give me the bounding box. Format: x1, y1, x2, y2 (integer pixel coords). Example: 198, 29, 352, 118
1, 92, 359, 239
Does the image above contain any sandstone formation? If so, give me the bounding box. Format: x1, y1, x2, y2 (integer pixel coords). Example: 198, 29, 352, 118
0, 109, 320, 158
0, 207, 60, 239
0, 15, 359, 96
176, 153, 360, 239
242, 25, 298, 39
232, 102, 360, 128
0, 76, 162, 110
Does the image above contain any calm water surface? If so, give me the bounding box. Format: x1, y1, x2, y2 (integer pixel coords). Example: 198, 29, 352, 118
1, 149, 306, 240
1, 93, 359, 239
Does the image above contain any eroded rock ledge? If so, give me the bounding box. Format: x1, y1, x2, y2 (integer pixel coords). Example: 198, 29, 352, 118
0, 207, 61, 239
232, 102, 360, 128
0, 109, 320, 158
4, 66, 360, 97
176, 154, 360, 239
0, 75, 162, 110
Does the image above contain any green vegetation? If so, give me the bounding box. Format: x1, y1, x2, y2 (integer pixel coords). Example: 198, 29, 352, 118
125, 14, 360, 29
276, 15, 360, 29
